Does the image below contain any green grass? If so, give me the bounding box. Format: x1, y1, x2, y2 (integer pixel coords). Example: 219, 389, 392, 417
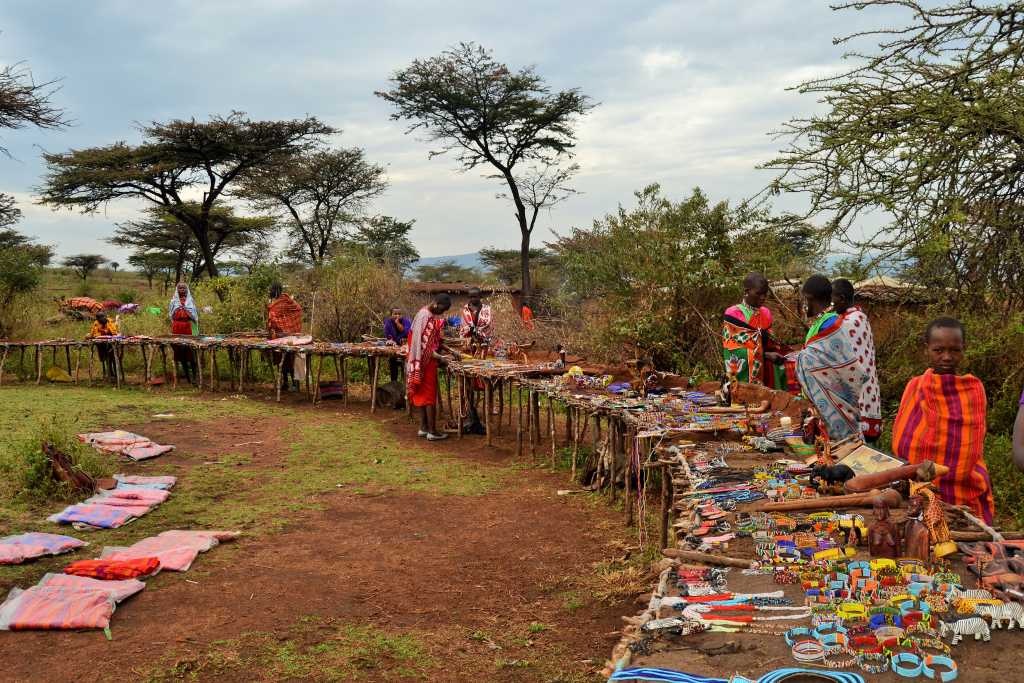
145, 615, 435, 682
0, 385, 507, 592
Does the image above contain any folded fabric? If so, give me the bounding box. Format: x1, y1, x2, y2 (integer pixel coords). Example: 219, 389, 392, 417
101, 488, 171, 504
38, 573, 145, 602
102, 530, 239, 572
63, 557, 160, 580
114, 474, 177, 490
79, 431, 174, 461
266, 335, 313, 346
48, 503, 136, 529
0, 533, 87, 565
0, 586, 115, 631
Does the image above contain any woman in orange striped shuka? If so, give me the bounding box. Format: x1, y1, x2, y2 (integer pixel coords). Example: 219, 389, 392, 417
892, 317, 995, 523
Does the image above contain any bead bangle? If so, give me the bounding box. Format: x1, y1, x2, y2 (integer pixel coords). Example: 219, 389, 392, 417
922, 655, 958, 682
891, 652, 924, 678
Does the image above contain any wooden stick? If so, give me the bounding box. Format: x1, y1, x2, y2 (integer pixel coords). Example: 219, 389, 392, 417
370, 356, 380, 413
313, 353, 324, 405
35, 346, 42, 385
944, 502, 1005, 542
0, 346, 7, 386
445, 368, 453, 424
87, 345, 94, 385
64, 345, 72, 374
548, 396, 556, 467
950, 530, 1024, 541
484, 380, 493, 446
571, 407, 582, 482
661, 548, 754, 569
170, 345, 178, 389
275, 352, 284, 402
342, 356, 349, 405
748, 488, 902, 512
457, 372, 464, 438
516, 383, 524, 457
113, 345, 122, 389
529, 391, 537, 458
625, 428, 634, 527
660, 462, 672, 550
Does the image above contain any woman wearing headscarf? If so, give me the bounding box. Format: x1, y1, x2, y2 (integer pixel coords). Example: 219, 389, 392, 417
169, 282, 199, 384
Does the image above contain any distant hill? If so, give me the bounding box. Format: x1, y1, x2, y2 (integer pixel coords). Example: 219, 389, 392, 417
411, 252, 483, 271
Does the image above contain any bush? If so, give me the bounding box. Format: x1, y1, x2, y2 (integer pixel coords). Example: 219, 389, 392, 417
308, 255, 408, 341
0, 417, 115, 503
118, 290, 140, 304
985, 433, 1024, 530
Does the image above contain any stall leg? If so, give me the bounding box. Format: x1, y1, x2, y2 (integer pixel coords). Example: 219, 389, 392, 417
313, 353, 324, 405
0, 346, 8, 385
64, 346, 72, 374
275, 353, 285, 403
484, 381, 493, 446
35, 347, 42, 385
516, 384, 524, 457
548, 398, 556, 467
660, 463, 672, 550
369, 356, 381, 413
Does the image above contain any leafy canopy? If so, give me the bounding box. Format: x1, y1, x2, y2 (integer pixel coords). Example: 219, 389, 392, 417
762, 0, 1024, 307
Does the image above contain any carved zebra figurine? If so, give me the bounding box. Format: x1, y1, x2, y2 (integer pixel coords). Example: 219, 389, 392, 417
948, 588, 994, 600
977, 602, 1024, 630
939, 616, 991, 644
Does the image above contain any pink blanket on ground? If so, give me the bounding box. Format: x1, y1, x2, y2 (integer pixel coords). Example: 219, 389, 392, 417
114, 474, 177, 489
37, 573, 145, 602
0, 586, 115, 631
102, 530, 240, 572
0, 533, 86, 565
78, 431, 175, 461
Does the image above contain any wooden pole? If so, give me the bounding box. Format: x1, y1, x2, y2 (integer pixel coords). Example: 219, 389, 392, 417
342, 356, 349, 405
548, 397, 556, 467
571, 407, 582, 482
87, 345, 94, 385
64, 345, 72, 374
35, 346, 42, 385
661, 548, 754, 569
445, 368, 453, 424
143, 344, 153, 388
0, 346, 8, 386
484, 380, 493, 446
625, 429, 634, 527
275, 353, 285, 402
608, 420, 618, 502
660, 463, 672, 550
516, 383, 524, 457
313, 353, 324, 405
529, 391, 537, 458
113, 345, 122, 389
457, 372, 464, 439
370, 356, 381, 413
73, 344, 82, 385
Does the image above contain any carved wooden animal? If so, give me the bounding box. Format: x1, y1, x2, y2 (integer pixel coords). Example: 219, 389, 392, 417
948, 588, 994, 601
939, 616, 990, 644
977, 602, 1024, 630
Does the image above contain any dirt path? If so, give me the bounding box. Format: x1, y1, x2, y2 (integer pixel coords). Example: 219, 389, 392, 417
1, 396, 636, 682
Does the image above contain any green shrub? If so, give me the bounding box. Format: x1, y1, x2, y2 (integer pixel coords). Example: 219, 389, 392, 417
0, 417, 115, 503
985, 433, 1024, 530
118, 290, 140, 304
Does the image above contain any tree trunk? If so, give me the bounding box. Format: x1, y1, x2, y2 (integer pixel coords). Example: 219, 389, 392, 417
520, 229, 532, 302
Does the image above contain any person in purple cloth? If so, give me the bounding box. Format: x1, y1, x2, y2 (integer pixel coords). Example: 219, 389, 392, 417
1014, 386, 1024, 471
383, 307, 412, 383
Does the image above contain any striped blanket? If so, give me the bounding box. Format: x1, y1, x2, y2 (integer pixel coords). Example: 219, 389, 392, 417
893, 369, 995, 523
0, 533, 86, 565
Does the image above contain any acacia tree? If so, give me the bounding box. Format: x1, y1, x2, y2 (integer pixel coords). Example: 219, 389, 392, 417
376, 43, 593, 298
39, 112, 332, 281
239, 147, 387, 265
762, 0, 1024, 307
343, 215, 419, 273
0, 60, 68, 226
63, 254, 107, 281
110, 203, 276, 284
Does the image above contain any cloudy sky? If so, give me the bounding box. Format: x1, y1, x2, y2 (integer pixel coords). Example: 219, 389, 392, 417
0, 0, 902, 261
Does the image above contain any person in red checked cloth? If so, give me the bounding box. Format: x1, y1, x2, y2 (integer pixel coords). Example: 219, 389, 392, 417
406, 293, 460, 441
267, 282, 304, 391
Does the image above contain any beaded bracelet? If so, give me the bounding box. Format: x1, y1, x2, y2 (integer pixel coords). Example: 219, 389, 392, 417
891, 652, 924, 678
910, 635, 950, 656
821, 648, 857, 669
857, 651, 889, 674
784, 627, 815, 646
922, 654, 958, 682
791, 639, 825, 664
813, 622, 847, 640
819, 632, 849, 655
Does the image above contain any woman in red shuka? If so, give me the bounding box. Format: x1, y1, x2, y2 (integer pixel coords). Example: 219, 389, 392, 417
168, 282, 199, 384
406, 293, 460, 441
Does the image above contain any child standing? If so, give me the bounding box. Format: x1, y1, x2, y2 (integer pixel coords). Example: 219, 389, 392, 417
892, 317, 995, 523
